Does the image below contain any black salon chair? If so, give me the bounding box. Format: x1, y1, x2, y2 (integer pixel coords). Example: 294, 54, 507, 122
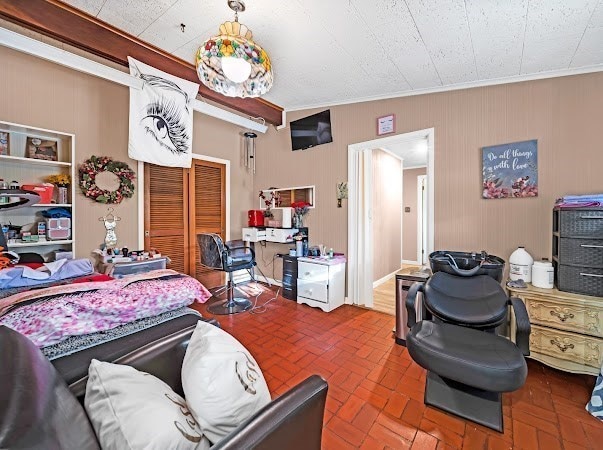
405, 276, 531, 432
197, 233, 256, 315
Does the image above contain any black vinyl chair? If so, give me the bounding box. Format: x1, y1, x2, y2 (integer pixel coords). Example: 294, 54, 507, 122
405, 276, 531, 432
197, 233, 256, 315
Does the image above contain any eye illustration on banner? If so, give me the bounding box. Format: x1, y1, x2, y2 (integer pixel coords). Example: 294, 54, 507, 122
128, 57, 199, 168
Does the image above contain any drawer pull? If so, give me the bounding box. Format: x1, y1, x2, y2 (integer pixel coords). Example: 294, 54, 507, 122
580, 244, 603, 249
580, 216, 603, 219
550, 339, 574, 352
306, 290, 312, 295
550, 310, 574, 322
580, 272, 603, 278
305, 272, 311, 276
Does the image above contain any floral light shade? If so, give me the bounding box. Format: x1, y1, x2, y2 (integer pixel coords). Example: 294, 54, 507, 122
196, 18, 273, 98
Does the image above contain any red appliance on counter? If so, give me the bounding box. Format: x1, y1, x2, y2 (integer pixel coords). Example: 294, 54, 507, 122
248, 210, 264, 227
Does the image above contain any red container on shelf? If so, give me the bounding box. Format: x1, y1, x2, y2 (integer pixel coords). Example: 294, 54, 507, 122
21, 183, 54, 204
248, 210, 264, 227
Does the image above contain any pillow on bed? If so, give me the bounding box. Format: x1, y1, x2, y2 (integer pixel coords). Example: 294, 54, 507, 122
85, 359, 210, 450
182, 320, 271, 444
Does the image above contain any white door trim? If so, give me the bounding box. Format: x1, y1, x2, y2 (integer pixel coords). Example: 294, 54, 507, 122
137, 154, 231, 248
417, 174, 427, 264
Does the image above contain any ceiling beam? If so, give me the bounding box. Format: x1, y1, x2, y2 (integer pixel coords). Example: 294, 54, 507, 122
0, 0, 283, 126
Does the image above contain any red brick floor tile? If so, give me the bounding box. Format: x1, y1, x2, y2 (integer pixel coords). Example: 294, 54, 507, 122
536, 430, 562, 450
352, 402, 381, 434
462, 426, 487, 450
411, 430, 439, 450
327, 416, 368, 447
194, 292, 599, 450
512, 420, 538, 450
419, 418, 464, 449
558, 416, 590, 447
368, 422, 412, 449
384, 391, 411, 418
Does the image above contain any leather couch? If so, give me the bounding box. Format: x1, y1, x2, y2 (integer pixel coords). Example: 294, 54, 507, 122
0, 324, 328, 449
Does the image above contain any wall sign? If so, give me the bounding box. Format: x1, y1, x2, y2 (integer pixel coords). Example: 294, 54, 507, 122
482, 139, 538, 199
376, 114, 395, 136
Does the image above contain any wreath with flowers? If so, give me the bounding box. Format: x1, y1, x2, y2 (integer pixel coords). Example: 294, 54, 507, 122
79, 155, 135, 204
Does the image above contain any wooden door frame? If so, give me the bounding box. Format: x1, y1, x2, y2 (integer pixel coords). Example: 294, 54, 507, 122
137, 154, 231, 249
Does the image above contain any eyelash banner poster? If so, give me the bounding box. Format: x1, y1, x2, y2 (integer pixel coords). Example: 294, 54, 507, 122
128, 57, 199, 168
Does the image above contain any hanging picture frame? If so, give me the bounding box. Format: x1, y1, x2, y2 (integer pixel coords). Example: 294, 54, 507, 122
0, 132, 9, 156
482, 139, 538, 199
377, 114, 395, 136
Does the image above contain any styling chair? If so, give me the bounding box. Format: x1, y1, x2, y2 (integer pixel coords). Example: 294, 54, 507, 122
405, 272, 531, 432
197, 233, 257, 315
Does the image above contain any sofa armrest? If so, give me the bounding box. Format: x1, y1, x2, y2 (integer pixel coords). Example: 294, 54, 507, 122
212, 375, 328, 450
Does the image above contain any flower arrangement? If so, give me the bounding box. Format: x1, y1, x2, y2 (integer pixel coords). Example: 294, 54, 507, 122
45, 174, 71, 187
291, 201, 311, 227
79, 156, 135, 204
258, 190, 280, 217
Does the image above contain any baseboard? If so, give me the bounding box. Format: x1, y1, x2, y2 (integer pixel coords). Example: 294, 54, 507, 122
401, 259, 420, 265
373, 270, 398, 288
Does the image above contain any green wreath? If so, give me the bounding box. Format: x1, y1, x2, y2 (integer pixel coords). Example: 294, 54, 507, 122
79, 155, 135, 204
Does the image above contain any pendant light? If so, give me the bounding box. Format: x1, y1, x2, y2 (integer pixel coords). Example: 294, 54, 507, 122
196, 1, 273, 98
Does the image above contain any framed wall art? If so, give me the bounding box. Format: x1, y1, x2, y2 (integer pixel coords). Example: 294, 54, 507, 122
0, 132, 9, 156
377, 114, 395, 136
482, 139, 538, 199
26, 136, 58, 161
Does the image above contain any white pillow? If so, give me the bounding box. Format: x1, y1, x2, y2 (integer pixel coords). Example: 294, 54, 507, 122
85, 359, 210, 450
182, 320, 271, 444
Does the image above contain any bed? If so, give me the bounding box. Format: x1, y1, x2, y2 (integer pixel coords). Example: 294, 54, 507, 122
0, 262, 213, 384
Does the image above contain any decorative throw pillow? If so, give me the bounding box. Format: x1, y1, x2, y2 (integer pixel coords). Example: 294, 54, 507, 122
182, 320, 272, 444
85, 359, 210, 450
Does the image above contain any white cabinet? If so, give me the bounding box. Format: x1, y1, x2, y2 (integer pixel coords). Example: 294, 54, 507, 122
297, 257, 346, 312
0, 120, 75, 260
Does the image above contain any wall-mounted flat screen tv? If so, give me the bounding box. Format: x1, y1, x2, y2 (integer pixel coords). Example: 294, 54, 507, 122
290, 109, 332, 151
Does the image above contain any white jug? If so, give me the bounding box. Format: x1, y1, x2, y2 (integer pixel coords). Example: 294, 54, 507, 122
509, 247, 534, 282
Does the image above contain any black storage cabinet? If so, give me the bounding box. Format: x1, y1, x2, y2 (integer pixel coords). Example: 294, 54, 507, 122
553, 207, 603, 297
282, 255, 298, 300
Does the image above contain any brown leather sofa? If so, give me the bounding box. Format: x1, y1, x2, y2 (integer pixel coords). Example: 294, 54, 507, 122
0, 324, 328, 449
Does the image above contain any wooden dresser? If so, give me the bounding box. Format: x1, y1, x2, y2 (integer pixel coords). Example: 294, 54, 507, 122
508, 283, 603, 375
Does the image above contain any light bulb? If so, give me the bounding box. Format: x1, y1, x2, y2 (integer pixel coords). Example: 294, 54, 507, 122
221, 56, 252, 83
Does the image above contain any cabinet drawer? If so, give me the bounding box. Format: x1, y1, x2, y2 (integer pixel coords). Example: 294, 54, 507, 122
559, 238, 603, 268
529, 325, 603, 370
524, 295, 603, 338
298, 261, 329, 283
297, 279, 328, 303
559, 209, 603, 238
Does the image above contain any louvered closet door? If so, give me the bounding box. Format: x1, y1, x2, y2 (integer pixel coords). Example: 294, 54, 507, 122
189, 159, 226, 282
144, 164, 190, 274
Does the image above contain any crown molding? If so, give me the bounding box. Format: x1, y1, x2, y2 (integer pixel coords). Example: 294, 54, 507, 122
286, 64, 603, 112
0, 0, 283, 125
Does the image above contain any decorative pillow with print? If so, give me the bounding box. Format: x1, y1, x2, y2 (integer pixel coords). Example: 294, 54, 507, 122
181, 320, 272, 444
85, 359, 210, 450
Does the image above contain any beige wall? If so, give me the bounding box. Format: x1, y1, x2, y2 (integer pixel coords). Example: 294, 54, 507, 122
255, 72, 603, 270
0, 42, 253, 259
372, 149, 402, 281
403, 167, 427, 262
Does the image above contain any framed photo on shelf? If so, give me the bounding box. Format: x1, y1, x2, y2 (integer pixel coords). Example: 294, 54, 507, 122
26, 136, 58, 161
0, 132, 9, 156
377, 114, 395, 136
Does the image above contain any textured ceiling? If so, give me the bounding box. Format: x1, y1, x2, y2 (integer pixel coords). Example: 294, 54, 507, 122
65, 0, 603, 110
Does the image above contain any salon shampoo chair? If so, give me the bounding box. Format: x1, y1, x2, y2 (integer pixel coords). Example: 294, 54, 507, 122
405, 274, 531, 432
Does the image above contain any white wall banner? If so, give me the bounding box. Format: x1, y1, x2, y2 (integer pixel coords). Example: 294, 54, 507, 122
128, 57, 199, 168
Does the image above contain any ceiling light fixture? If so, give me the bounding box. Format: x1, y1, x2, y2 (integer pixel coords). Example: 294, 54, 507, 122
196, 0, 273, 98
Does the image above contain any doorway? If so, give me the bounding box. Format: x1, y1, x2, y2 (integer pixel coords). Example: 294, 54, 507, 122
347, 128, 434, 310
143, 155, 229, 286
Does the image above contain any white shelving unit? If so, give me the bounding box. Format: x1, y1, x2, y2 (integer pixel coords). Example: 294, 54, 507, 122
0, 120, 76, 260
259, 185, 315, 210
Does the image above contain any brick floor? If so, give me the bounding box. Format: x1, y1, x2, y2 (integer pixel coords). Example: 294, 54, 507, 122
191, 285, 601, 449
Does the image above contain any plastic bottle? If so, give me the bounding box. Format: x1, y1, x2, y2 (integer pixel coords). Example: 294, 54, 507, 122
509, 246, 534, 282
9, 181, 20, 203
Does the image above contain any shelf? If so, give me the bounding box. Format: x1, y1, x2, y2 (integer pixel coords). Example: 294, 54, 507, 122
0, 154, 71, 167
32, 203, 72, 208
9, 239, 73, 248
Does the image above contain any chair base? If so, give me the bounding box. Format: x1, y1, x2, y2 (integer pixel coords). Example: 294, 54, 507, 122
424, 371, 503, 432
207, 297, 252, 315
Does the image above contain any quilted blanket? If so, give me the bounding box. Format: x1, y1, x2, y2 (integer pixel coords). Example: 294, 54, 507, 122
0, 269, 211, 348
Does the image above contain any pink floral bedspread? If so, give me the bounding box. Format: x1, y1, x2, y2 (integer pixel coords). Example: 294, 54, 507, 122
0, 270, 211, 348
